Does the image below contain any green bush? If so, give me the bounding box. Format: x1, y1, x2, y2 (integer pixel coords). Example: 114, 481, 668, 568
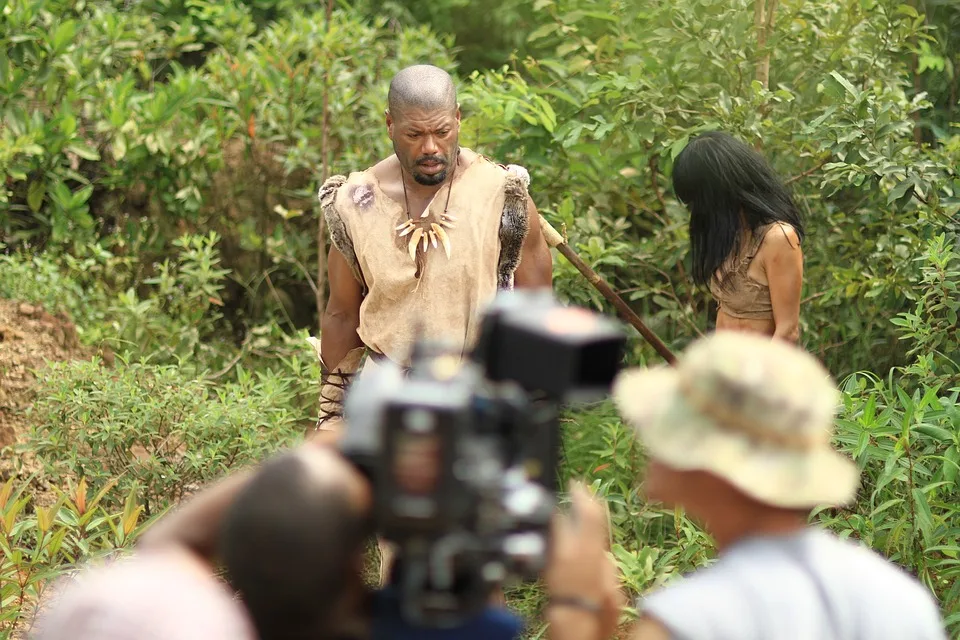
1, 0, 456, 324
0, 477, 154, 638
0, 231, 235, 362
0, 253, 89, 320
27, 358, 308, 516
459, 0, 960, 375
825, 371, 960, 625
107, 231, 232, 363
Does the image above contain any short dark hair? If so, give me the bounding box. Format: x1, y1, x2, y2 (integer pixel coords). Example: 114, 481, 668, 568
387, 64, 457, 118
219, 452, 371, 640
671, 131, 805, 287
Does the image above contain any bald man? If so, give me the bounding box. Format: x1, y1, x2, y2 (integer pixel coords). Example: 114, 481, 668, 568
311, 64, 553, 437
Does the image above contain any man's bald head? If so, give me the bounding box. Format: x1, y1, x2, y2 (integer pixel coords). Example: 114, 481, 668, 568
387, 64, 458, 119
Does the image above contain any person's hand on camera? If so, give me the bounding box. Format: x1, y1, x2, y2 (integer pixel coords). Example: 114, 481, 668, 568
545, 483, 625, 640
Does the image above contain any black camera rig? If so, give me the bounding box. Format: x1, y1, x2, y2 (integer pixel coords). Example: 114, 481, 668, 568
340, 290, 625, 627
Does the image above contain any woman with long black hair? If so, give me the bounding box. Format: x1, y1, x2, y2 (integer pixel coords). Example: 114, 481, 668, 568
672, 131, 805, 342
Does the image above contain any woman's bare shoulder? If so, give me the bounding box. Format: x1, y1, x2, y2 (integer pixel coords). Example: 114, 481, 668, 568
761, 222, 801, 253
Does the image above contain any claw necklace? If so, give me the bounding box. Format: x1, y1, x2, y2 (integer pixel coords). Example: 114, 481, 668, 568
396, 150, 459, 262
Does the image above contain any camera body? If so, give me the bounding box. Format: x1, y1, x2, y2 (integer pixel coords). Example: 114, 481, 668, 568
341, 290, 625, 627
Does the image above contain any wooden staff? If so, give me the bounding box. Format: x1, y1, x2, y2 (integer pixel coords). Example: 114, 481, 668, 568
539, 215, 677, 366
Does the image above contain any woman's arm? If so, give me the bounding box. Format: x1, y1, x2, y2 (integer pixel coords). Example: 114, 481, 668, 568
759, 223, 803, 343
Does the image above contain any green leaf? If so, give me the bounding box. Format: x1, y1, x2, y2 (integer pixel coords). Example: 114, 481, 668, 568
48, 20, 77, 56
669, 135, 689, 160
66, 143, 100, 161
27, 181, 45, 213
533, 95, 557, 133
896, 4, 919, 17
914, 424, 953, 442
72, 185, 94, 206
578, 11, 620, 23
911, 487, 934, 545
828, 71, 859, 99
887, 177, 915, 205
527, 23, 558, 43
121, 488, 144, 536
944, 446, 960, 486
112, 133, 127, 161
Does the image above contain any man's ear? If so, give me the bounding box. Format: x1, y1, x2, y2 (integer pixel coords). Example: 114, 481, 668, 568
455, 104, 462, 125
385, 109, 394, 139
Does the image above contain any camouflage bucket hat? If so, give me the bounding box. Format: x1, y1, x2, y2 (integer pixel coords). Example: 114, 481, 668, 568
612, 332, 859, 509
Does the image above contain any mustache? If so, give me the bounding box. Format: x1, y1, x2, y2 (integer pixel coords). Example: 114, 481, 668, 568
416, 155, 446, 165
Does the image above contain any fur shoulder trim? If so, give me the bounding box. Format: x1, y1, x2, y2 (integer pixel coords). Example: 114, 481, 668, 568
497, 172, 530, 289
318, 175, 365, 289
503, 163, 531, 189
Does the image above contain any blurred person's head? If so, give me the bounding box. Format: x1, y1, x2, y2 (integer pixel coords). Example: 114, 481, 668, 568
219, 446, 374, 640
31, 546, 255, 640
671, 131, 804, 288
613, 332, 858, 546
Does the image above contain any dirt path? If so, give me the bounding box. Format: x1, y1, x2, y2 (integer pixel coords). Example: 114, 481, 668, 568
0, 299, 89, 505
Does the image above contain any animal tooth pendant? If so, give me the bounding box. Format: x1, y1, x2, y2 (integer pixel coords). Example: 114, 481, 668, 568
408, 228, 424, 260
431, 223, 451, 258
400, 213, 455, 262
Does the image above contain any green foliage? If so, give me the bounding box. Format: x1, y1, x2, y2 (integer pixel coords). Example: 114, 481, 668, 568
0, 476, 155, 637
827, 371, 960, 629
460, 0, 960, 375
0, 252, 89, 320
109, 231, 232, 362
0, 231, 234, 360
357, 0, 534, 73
890, 234, 960, 378
0, 0, 212, 244
2, 0, 454, 324
27, 358, 307, 516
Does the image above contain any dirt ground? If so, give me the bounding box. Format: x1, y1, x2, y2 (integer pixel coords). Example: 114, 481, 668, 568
0, 298, 90, 505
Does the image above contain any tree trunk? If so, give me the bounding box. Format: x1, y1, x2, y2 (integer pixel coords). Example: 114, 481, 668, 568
755, 0, 779, 89
316, 0, 335, 330
910, 0, 924, 146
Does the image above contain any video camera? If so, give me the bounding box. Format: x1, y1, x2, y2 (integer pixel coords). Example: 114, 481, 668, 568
340, 290, 625, 627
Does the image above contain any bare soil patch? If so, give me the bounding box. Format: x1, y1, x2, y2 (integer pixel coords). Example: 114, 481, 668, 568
0, 299, 90, 505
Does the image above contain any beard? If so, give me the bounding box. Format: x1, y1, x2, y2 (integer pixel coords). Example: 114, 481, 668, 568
395, 142, 458, 186
412, 161, 448, 186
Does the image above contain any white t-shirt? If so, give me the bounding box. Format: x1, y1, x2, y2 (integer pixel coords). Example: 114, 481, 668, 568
641, 528, 946, 640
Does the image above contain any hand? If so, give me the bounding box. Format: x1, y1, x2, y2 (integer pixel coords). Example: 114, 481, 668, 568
545, 483, 625, 640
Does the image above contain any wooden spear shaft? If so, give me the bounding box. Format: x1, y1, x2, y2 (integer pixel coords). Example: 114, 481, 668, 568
539, 215, 678, 366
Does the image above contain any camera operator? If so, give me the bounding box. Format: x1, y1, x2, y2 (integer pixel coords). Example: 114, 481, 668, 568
30, 441, 375, 640
545, 332, 947, 640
